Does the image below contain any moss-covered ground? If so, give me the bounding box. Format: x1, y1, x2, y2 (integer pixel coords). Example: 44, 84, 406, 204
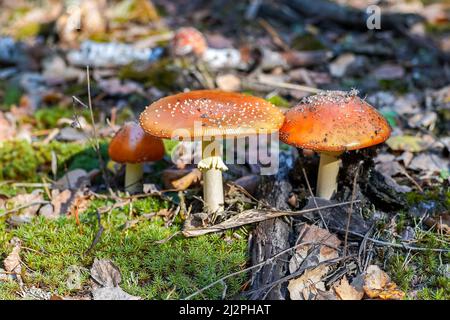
0, 195, 249, 300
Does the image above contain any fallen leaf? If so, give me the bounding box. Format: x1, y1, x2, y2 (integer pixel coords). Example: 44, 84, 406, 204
289, 224, 341, 274
371, 64, 405, 80
90, 259, 141, 300
51, 189, 72, 218
363, 265, 405, 300
408, 153, 449, 174
162, 168, 195, 189
92, 286, 141, 300
53, 169, 91, 190
170, 169, 202, 190
6, 190, 45, 220
334, 276, 364, 300
57, 127, 88, 142
386, 135, 428, 152
407, 112, 437, 130
90, 259, 121, 288
4, 237, 21, 274
288, 264, 330, 300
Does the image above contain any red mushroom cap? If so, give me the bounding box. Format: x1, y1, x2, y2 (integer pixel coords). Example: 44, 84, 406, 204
139, 90, 285, 140
108, 122, 165, 163
171, 27, 207, 57
280, 90, 391, 152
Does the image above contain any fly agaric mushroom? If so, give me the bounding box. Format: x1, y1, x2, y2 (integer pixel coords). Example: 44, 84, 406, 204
139, 90, 284, 213
108, 122, 164, 193
280, 90, 391, 199
171, 27, 207, 57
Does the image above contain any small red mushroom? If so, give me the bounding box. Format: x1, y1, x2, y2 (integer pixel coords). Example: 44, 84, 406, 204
108, 122, 164, 193
280, 90, 391, 199
171, 27, 207, 57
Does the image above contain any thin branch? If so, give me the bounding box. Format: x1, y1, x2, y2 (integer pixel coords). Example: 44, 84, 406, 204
334, 227, 450, 253
0, 201, 49, 218
344, 161, 363, 257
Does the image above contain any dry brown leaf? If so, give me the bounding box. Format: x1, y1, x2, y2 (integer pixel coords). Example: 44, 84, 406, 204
90, 258, 141, 300
6, 190, 45, 219
289, 224, 341, 273
51, 189, 72, 217
363, 265, 405, 300
288, 264, 330, 300
4, 237, 22, 275
424, 214, 450, 235
67, 191, 91, 218
334, 276, 364, 300
0, 112, 16, 141
170, 169, 201, 190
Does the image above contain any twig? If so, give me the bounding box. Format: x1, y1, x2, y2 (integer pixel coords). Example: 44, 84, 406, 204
0, 201, 49, 218
183, 200, 360, 237
399, 164, 423, 192
344, 161, 363, 257
333, 227, 450, 253
245, 255, 352, 299
86, 66, 110, 190
258, 19, 290, 51
255, 77, 323, 94
85, 208, 105, 255
10, 183, 52, 188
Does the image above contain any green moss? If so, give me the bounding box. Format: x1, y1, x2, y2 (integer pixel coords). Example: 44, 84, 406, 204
14, 22, 40, 40
0, 140, 109, 181
1, 82, 23, 108
119, 59, 178, 90
425, 22, 450, 35
387, 228, 450, 300
65, 142, 110, 173
0, 197, 248, 300
291, 33, 326, 51
0, 140, 37, 180
378, 79, 409, 94
0, 282, 20, 300
163, 139, 179, 157
35, 107, 75, 129
266, 95, 290, 108
405, 188, 450, 210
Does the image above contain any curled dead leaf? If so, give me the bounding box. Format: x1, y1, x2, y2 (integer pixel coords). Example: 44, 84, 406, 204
171, 169, 201, 190
334, 276, 364, 300
4, 237, 22, 274
288, 264, 330, 300
363, 265, 405, 300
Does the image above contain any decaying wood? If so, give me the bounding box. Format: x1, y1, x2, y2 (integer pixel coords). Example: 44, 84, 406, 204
249, 153, 293, 300
284, 0, 423, 30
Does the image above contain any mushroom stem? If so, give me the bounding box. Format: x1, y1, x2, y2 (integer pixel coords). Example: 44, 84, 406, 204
316, 152, 342, 199
125, 163, 143, 194
199, 139, 227, 214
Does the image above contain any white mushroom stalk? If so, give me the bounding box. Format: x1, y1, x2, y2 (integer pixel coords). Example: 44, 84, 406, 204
125, 163, 144, 194
198, 139, 228, 213
316, 151, 342, 200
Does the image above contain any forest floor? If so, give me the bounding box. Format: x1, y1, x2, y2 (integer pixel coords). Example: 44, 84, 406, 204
0, 0, 449, 300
